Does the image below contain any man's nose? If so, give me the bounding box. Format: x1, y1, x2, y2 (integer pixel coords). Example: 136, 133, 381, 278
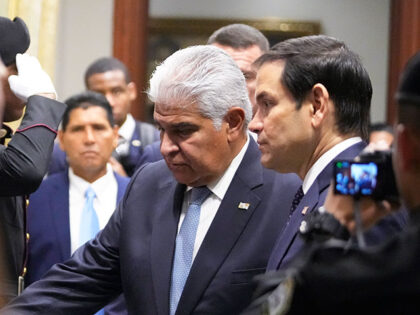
84, 127, 95, 143
248, 111, 263, 135
160, 132, 178, 156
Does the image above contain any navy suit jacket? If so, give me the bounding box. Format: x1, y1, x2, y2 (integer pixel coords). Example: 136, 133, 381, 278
4, 138, 302, 315
135, 140, 163, 169
26, 170, 130, 315
266, 141, 406, 270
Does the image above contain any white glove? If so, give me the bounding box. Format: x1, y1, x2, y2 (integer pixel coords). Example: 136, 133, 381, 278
8, 53, 57, 101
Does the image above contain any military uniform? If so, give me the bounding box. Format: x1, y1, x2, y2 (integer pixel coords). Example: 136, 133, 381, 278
0, 95, 66, 302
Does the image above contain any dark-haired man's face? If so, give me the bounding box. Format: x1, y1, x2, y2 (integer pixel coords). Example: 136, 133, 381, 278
2, 63, 26, 122
211, 43, 263, 114
249, 61, 314, 177
59, 106, 118, 183
86, 69, 136, 127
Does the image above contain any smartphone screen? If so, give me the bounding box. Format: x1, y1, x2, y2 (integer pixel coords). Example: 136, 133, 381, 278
334, 161, 378, 196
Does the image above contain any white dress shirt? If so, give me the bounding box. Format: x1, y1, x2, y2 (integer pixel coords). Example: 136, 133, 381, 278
68, 164, 118, 254
177, 135, 250, 260
115, 113, 136, 156
302, 137, 362, 194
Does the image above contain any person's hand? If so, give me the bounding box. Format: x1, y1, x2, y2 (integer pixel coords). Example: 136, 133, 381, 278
109, 156, 128, 177
324, 184, 400, 234
8, 53, 57, 101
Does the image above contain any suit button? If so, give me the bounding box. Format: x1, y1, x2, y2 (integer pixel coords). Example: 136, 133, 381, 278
26, 233, 30, 241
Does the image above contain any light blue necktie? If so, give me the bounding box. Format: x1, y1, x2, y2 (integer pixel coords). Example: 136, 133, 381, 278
79, 186, 104, 315
79, 186, 100, 246
169, 186, 211, 315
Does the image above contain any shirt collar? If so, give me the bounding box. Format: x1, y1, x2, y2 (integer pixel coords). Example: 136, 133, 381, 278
118, 113, 136, 142
68, 164, 114, 200
302, 137, 362, 194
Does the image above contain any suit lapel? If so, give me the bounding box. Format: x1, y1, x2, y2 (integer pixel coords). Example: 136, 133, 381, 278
151, 181, 185, 315
267, 181, 320, 269
176, 139, 264, 314
267, 141, 367, 269
50, 172, 71, 260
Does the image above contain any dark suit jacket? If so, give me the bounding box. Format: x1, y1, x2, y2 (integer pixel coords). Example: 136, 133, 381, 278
2, 138, 302, 314
135, 140, 163, 169
266, 141, 405, 270
0, 95, 66, 301
277, 209, 420, 314
48, 121, 159, 176
25, 170, 129, 315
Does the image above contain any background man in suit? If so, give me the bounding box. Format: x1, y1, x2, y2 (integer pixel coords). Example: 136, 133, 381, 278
2, 45, 300, 314
49, 57, 159, 177
249, 35, 404, 271
208, 23, 269, 113
0, 16, 66, 303
25, 91, 129, 314
138, 23, 270, 167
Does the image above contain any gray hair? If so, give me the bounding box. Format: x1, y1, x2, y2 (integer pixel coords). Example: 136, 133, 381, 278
148, 45, 252, 129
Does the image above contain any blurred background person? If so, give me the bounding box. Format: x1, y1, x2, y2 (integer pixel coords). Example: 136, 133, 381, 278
368, 121, 394, 150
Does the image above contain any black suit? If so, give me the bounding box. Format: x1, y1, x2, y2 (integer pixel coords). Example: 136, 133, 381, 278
0, 95, 66, 301
275, 208, 420, 314
2, 138, 301, 314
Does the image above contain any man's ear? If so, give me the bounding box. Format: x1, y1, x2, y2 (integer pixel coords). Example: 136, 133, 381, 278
58, 129, 65, 151
309, 83, 330, 128
224, 107, 245, 141
127, 82, 137, 101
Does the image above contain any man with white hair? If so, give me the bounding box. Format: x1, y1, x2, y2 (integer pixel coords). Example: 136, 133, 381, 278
2, 45, 300, 314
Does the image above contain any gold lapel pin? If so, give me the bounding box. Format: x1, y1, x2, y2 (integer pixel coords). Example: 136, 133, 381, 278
301, 206, 309, 215
238, 202, 250, 210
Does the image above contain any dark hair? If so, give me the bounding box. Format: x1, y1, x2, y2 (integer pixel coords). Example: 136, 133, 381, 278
84, 57, 131, 87
255, 35, 372, 140
62, 91, 114, 131
207, 23, 269, 52
369, 122, 393, 136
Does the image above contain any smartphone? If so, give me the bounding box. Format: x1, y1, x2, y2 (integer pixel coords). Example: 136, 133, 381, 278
334, 161, 378, 196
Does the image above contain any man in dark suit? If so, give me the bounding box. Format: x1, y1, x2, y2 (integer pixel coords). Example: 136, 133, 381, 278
49, 57, 159, 177
0, 16, 66, 304
26, 92, 129, 314
245, 49, 420, 315
248, 35, 404, 270
1, 45, 301, 314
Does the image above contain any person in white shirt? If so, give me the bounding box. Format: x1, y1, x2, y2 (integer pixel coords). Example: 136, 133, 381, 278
25, 91, 130, 315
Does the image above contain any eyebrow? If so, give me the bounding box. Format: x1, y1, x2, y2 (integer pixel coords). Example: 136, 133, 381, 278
256, 91, 270, 102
